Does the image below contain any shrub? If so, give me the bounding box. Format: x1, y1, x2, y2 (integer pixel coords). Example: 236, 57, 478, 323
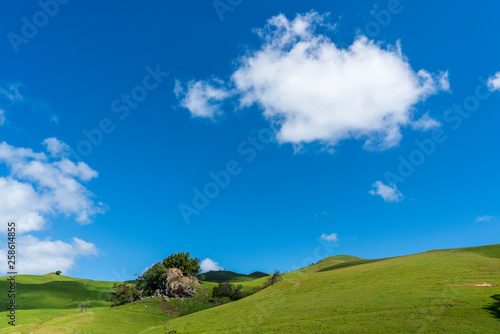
212, 296, 232, 306
177, 299, 211, 316
212, 282, 244, 301
107, 283, 141, 307
55, 270, 62, 275
78, 300, 90, 313
263, 270, 283, 288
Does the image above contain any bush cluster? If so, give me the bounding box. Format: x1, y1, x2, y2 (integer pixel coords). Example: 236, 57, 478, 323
139, 252, 200, 297
212, 282, 244, 301
107, 283, 141, 307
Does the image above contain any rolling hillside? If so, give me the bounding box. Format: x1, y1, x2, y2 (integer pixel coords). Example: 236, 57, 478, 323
0, 245, 498, 333
154, 245, 500, 333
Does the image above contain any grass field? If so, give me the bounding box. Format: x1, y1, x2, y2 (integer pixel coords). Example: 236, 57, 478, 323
0, 245, 499, 333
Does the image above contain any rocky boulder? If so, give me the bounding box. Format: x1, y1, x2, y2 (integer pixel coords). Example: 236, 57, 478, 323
156, 268, 200, 300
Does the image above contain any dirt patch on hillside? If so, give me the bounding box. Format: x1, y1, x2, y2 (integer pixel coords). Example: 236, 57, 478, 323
467, 282, 497, 287
157, 302, 179, 315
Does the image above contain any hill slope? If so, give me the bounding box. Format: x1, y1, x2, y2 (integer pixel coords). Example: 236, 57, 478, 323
154, 245, 500, 333
0, 245, 499, 333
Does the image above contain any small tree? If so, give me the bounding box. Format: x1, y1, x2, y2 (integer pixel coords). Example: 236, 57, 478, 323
55, 270, 62, 275
199, 274, 206, 282
138, 262, 167, 296
78, 300, 90, 312
162, 252, 200, 276
264, 270, 283, 287
107, 283, 140, 307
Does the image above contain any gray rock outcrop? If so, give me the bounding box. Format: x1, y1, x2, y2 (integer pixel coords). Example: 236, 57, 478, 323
152, 268, 200, 300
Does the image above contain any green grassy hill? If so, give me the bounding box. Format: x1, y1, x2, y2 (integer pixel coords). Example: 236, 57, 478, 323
0, 244, 499, 333
0, 274, 116, 332
156, 244, 500, 333
0, 274, 218, 334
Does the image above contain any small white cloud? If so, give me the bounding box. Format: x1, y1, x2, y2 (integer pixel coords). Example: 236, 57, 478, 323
177, 79, 232, 119
42, 137, 70, 158
0, 235, 98, 275
72, 237, 99, 256
411, 111, 441, 131
200, 258, 224, 272
475, 215, 495, 222
487, 72, 500, 92
0, 108, 5, 126
369, 181, 403, 202
321, 233, 338, 242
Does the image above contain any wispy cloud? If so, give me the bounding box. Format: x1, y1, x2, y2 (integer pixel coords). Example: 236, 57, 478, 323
369, 181, 404, 202
0, 83, 23, 102
0, 108, 5, 126
0, 82, 59, 126
411, 111, 441, 131
474, 215, 495, 222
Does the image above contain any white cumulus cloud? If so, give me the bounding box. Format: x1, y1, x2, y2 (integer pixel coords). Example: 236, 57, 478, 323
200, 258, 224, 272
0, 139, 105, 233
369, 181, 403, 202
176, 11, 449, 151
321, 232, 338, 242
487, 72, 500, 91
0, 235, 98, 275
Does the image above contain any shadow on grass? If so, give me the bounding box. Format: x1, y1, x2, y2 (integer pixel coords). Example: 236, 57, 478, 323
317, 258, 387, 272
0, 281, 113, 310
484, 294, 500, 320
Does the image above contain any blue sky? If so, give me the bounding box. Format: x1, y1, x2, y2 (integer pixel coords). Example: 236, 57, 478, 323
0, 0, 499, 281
